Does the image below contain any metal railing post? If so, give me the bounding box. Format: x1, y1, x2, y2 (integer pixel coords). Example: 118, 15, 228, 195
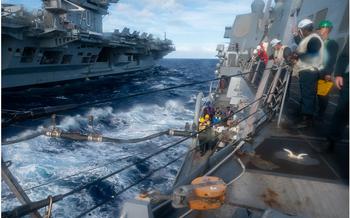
277, 70, 291, 128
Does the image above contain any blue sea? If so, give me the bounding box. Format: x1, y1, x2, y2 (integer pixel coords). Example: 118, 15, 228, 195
1, 59, 218, 217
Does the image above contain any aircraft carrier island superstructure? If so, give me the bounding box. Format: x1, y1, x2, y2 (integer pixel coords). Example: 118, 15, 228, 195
2, 0, 175, 89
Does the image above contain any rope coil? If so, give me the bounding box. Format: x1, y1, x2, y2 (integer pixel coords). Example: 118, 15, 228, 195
44, 195, 53, 218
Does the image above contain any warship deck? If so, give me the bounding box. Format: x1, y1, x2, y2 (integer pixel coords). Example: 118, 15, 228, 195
173, 68, 349, 218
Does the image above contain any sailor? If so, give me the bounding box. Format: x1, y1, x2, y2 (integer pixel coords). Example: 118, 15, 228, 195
270, 38, 292, 65
199, 117, 206, 131
225, 106, 233, 117
256, 43, 268, 65
212, 112, 222, 125
316, 20, 339, 119
293, 19, 324, 128
204, 114, 211, 126
322, 39, 349, 152
254, 42, 269, 86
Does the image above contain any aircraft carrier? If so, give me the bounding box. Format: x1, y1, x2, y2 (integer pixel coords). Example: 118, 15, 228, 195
1, 0, 174, 89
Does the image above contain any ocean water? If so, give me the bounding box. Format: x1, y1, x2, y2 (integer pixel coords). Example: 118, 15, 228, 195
1, 59, 218, 217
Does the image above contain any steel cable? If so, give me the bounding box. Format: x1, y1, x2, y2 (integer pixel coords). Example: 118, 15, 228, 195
75, 151, 189, 218
1, 140, 178, 201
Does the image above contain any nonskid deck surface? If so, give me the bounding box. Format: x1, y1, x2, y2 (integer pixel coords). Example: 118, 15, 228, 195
246, 136, 341, 181
283, 78, 349, 140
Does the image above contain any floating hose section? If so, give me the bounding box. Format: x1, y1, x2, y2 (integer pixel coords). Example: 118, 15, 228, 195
102, 131, 169, 143
2, 129, 193, 146
46, 129, 192, 143
2, 131, 44, 145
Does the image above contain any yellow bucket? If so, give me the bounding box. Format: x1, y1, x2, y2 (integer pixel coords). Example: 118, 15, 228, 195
317, 79, 333, 96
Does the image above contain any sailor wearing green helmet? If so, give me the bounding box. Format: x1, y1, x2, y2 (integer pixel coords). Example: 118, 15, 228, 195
316, 20, 339, 120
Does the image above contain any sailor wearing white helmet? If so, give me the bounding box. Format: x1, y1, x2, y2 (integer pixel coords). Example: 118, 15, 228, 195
270, 38, 292, 65
292, 18, 324, 128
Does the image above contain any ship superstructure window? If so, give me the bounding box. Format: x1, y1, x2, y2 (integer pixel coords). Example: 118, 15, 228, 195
90, 55, 97, 63
61, 55, 73, 64
82, 57, 90, 63
78, 52, 83, 56
314, 8, 328, 27
134, 56, 140, 65
20, 47, 36, 63
128, 55, 132, 62
40, 51, 62, 64
8, 48, 12, 52
97, 47, 110, 62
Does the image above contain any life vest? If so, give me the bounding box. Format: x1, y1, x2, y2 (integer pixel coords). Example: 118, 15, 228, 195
294, 33, 324, 74
273, 45, 286, 64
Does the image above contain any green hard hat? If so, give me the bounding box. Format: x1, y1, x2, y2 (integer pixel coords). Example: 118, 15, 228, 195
318, 20, 333, 28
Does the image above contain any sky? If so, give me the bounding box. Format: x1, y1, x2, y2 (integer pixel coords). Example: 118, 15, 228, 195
4, 0, 252, 58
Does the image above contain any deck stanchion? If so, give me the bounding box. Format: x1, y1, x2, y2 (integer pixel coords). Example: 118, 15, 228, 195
1, 158, 43, 218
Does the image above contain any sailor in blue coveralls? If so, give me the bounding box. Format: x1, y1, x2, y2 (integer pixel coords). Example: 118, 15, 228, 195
322, 39, 349, 152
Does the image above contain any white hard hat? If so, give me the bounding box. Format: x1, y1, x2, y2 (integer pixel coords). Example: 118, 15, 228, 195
256, 45, 261, 50
253, 49, 258, 54
270, 38, 281, 47
298, 19, 313, 29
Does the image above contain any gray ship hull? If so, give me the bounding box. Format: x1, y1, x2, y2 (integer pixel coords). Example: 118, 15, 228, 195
2, 54, 156, 88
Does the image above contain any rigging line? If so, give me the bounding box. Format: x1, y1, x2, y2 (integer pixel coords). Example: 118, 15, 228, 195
3, 72, 249, 125
23, 155, 133, 193
25, 138, 176, 191
236, 109, 262, 125
75, 151, 189, 218
2, 139, 178, 201
61, 137, 191, 198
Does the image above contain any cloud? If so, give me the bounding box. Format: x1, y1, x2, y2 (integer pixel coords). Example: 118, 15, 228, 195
103, 0, 251, 58
5, 0, 252, 58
